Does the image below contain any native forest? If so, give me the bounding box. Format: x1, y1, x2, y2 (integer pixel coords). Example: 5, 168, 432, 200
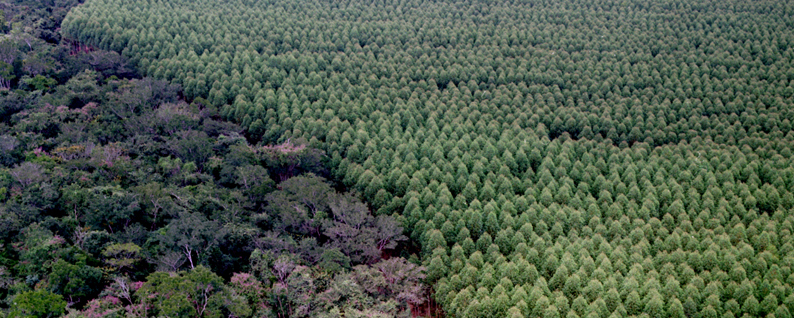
0, 0, 793, 317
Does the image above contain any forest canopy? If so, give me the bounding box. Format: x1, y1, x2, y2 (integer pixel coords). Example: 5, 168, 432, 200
0, 0, 423, 317
3, 0, 794, 316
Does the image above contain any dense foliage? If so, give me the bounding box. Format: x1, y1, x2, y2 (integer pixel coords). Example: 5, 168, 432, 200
0, 1, 424, 317
20, 0, 794, 316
